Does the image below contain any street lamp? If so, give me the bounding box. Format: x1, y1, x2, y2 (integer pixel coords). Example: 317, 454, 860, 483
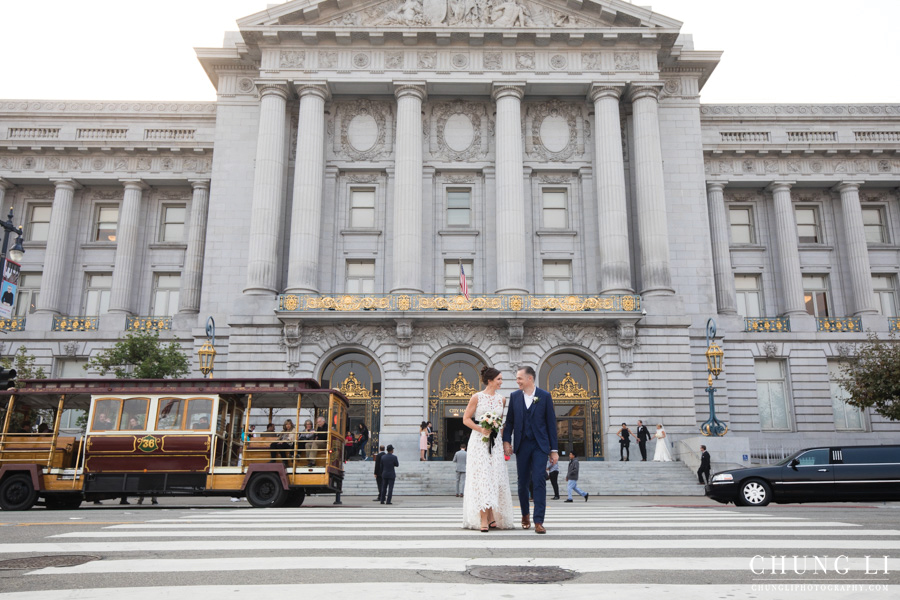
0, 207, 25, 263
701, 318, 728, 437
198, 316, 216, 378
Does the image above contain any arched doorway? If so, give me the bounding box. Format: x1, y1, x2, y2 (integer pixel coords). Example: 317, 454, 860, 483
427, 351, 486, 460
540, 352, 603, 459
321, 352, 381, 458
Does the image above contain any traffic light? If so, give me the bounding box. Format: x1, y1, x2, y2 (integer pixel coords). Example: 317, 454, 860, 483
0, 368, 16, 390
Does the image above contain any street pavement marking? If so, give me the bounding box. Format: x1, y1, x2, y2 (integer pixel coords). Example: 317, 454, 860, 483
106, 520, 856, 529
49, 528, 891, 538
26, 555, 900, 575
0, 583, 895, 600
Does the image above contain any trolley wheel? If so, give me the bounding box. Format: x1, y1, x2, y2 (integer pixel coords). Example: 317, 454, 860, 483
737, 479, 772, 507
284, 489, 306, 507
44, 493, 83, 511
245, 473, 288, 508
0, 474, 38, 511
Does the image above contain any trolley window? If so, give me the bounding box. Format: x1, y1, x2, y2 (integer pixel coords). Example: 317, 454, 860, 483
91, 398, 121, 431
156, 397, 186, 430
118, 398, 150, 431
187, 398, 213, 430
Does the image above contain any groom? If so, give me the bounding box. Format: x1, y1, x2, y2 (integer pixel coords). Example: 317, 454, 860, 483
503, 366, 559, 534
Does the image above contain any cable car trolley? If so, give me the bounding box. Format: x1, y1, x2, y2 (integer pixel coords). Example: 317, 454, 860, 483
0, 378, 350, 510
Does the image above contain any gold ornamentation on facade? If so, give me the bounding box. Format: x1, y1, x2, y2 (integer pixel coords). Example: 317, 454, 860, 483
817, 317, 862, 333
510, 296, 524, 311
550, 372, 590, 399
275, 293, 642, 313
306, 295, 391, 311
397, 295, 411, 311
439, 372, 478, 399
339, 372, 372, 399
126, 317, 172, 331
890, 318, 900, 333
528, 295, 641, 312
415, 295, 504, 311
745, 317, 790, 333
52, 316, 99, 332
282, 295, 300, 311
0, 317, 25, 331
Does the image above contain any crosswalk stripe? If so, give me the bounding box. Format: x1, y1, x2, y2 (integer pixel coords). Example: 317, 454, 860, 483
26, 555, 900, 575
49, 528, 891, 538
106, 520, 855, 529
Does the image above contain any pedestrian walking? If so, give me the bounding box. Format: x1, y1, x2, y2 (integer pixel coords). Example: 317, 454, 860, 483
618, 422, 635, 461
698, 444, 711, 485
635, 420, 651, 461
564, 450, 589, 502
373, 445, 386, 501
453, 443, 467, 497
419, 421, 429, 461
547, 458, 560, 499
426, 421, 435, 460
379, 444, 399, 504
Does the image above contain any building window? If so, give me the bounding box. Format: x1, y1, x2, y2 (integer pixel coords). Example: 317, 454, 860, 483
829, 361, 864, 431
160, 205, 186, 242
27, 205, 52, 242
345, 261, 375, 294
542, 189, 567, 229
14, 273, 41, 316
447, 189, 471, 227
444, 260, 474, 295
95, 207, 119, 242
728, 207, 754, 244
795, 207, 820, 244
543, 260, 572, 294
755, 359, 791, 431
803, 275, 829, 317
872, 275, 898, 317
349, 189, 375, 228
83, 273, 112, 316
734, 274, 762, 318
151, 273, 181, 317
862, 207, 887, 244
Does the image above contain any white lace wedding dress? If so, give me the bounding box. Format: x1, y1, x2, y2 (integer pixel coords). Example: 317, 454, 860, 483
462, 391, 515, 530
653, 428, 673, 462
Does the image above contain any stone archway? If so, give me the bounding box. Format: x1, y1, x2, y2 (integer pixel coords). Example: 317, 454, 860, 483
321, 351, 382, 456
539, 351, 603, 459
427, 350, 487, 460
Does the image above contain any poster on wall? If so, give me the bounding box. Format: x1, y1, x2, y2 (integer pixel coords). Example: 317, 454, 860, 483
0, 259, 21, 320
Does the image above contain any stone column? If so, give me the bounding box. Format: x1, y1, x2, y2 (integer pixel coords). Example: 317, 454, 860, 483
706, 182, 738, 315
768, 181, 806, 316
835, 181, 877, 316
244, 82, 290, 295
391, 82, 427, 294
629, 83, 674, 296
178, 179, 210, 314
108, 179, 147, 314
286, 82, 330, 294
0, 179, 11, 211
589, 84, 632, 294
492, 83, 528, 294
35, 179, 79, 314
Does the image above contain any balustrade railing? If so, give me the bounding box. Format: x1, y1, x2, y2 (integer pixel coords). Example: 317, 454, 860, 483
817, 317, 862, 332
890, 318, 899, 333
0, 317, 25, 331
744, 317, 790, 333
126, 316, 172, 331
52, 316, 99, 332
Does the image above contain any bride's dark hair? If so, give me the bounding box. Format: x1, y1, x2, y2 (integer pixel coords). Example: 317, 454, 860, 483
480, 366, 501, 385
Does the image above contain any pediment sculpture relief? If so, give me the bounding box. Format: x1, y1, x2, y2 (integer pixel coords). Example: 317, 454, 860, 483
329, 0, 592, 28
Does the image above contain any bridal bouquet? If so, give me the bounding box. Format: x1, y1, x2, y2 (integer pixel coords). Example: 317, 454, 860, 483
479, 411, 503, 454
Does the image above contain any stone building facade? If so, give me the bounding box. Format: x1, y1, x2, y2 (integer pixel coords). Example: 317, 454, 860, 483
0, 0, 898, 458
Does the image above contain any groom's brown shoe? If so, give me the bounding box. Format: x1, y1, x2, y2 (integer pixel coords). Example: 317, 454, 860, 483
535, 523, 546, 534
521, 515, 531, 530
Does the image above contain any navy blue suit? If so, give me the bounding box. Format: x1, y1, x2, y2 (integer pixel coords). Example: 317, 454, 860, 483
502, 387, 558, 524
379, 453, 399, 503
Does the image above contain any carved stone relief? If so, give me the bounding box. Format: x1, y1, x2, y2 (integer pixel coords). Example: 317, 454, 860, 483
418, 51, 436, 70
582, 52, 600, 70
280, 51, 305, 69
526, 99, 583, 161
515, 52, 535, 70
319, 51, 338, 69
483, 52, 502, 71
614, 52, 639, 71
431, 99, 487, 161
385, 51, 404, 70
363, 0, 593, 27
335, 99, 392, 161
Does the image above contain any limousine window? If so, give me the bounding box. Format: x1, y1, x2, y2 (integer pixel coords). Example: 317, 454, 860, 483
841, 447, 900, 464
796, 449, 830, 466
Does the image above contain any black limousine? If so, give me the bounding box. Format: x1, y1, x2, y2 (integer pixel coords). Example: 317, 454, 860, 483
705, 445, 900, 506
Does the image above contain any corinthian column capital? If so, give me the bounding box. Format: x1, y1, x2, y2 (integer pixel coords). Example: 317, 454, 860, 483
588, 83, 626, 103
293, 81, 331, 102
255, 80, 291, 100
491, 82, 526, 102
393, 81, 427, 101
627, 82, 664, 102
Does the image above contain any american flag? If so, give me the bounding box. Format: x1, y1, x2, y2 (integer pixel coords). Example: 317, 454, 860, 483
459, 260, 469, 301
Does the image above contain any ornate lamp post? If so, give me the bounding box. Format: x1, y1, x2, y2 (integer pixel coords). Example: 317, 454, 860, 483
198, 317, 216, 378
701, 318, 728, 436
0, 207, 25, 264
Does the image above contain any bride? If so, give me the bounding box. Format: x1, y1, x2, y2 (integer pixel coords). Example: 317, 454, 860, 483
652, 423, 673, 462
461, 366, 515, 531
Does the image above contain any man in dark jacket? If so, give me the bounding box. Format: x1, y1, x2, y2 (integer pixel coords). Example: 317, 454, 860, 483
379, 445, 399, 504
564, 450, 589, 502
635, 420, 652, 462
373, 445, 386, 501
698, 445, 711, 484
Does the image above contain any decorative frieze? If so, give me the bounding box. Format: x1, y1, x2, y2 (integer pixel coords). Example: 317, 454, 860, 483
430, 99, 488, 161
362, 0, 594, 28
705, 155, 899, 177
701, 105, 900, 117
333, 98, 393, 161
525, 99, 585, 162
0, 153, 211, 175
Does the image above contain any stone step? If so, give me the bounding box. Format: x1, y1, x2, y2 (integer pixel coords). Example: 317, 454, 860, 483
341, 459, 705, 496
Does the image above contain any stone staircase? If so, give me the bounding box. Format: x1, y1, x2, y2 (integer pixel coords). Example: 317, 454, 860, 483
341, 458, 705, 496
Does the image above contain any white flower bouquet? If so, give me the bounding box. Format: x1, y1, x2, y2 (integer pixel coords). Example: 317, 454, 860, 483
479, 411, 503, 453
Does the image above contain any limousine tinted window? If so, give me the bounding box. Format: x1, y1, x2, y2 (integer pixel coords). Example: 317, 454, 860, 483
796, 449, 830, 466
841, 447, 900, 464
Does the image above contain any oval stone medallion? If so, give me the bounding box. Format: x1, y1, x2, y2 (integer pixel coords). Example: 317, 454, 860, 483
443, 113, 475, 152
539, 114, 570, 153
347, 113, 379, 152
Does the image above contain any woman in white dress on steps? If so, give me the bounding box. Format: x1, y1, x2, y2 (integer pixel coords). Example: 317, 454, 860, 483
461, 366, 515, 532
653, 423, 673, 462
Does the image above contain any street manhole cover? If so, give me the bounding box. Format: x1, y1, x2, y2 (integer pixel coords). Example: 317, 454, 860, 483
0, 555, 101, 570
468, 565, 577, 584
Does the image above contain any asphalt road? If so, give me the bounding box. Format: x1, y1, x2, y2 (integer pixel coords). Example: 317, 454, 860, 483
1, 495, 898, 599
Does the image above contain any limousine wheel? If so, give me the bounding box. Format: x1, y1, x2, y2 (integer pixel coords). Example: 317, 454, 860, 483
246, 473, 288, 508
0, 474, 38, 511
739, 479, 772, 506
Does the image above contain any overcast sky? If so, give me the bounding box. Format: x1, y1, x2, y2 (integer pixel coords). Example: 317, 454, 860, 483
0, 0, 897, 104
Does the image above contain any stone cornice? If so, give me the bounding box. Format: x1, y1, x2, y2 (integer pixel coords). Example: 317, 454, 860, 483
0, 100, 217, 117
701, 104, 900, 120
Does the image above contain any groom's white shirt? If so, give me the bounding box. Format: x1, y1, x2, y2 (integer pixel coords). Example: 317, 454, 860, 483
523, 387, 536, 410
